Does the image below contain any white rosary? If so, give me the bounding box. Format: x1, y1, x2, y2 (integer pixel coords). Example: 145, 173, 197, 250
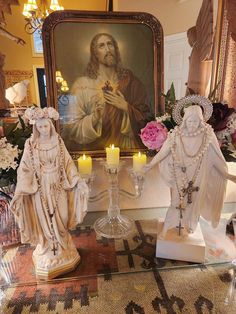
29, 136, 65, 255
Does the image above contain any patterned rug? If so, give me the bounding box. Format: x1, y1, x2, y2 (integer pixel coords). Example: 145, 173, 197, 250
0, 220, 235, 313
0, 220, 196, 287
1, 263, 235, 313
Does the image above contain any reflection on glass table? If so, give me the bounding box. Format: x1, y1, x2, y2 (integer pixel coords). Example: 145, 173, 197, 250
224, 217, 236, 307
0, 205, 236, 288
0, 205, 236, 313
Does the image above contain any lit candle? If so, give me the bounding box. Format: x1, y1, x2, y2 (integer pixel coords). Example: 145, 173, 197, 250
133, 152, 147, 172
106, 144, 120, 167
78, 154, 92, 175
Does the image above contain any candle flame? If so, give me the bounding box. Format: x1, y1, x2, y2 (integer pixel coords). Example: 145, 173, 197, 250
111, 144, 114, 149
138, 152, 141, 157
82, 154, 86, 160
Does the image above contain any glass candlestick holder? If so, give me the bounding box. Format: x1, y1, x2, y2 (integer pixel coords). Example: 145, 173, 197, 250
93, 162, 134, 239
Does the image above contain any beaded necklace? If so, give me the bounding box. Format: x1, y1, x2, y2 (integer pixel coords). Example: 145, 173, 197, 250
170, 126, 211, 234
180, 131, 206, 158
29, 135, 64, 255
180, 126, 205, 137
171, 125, 211, 168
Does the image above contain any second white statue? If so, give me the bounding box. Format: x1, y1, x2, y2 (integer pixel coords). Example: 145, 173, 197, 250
145, 96, 236, 261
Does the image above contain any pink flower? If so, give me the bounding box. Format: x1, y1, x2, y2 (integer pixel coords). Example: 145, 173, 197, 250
140, 121, 168, 151
47, 107, 59, 120
217, 139, 223, 147
231, 130, 236, 148
0, 126, 4, 138
231, 130, 236, 142
42, 107, 49, 119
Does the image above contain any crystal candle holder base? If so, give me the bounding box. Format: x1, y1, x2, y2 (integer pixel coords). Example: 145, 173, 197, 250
94, 214, 134, 239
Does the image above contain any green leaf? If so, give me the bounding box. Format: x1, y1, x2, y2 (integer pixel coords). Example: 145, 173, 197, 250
186, 87, 196, 95
4, 122, 18, 137
168, 83, 176, 102
208, 81, 221, 102
18, 114, 26, 131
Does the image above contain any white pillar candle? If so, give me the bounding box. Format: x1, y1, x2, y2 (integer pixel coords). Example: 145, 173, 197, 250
133, 152, 147, 172
106, 144, 120, 167
78, 154, 92, 175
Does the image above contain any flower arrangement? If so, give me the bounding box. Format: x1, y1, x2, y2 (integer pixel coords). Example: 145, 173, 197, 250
0, 115, 32, 188
140, 120, 168, 151
209, 104, 236, 160
140, 83, 236, 161
0, 137, 20, 171
140, 83, 177, 152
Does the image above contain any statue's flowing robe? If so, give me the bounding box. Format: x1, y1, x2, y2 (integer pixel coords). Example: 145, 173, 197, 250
10, 137, 88, 261
157, 128, 227, 234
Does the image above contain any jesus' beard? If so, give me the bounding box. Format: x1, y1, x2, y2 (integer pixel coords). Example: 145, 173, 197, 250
102, 53, 116, 67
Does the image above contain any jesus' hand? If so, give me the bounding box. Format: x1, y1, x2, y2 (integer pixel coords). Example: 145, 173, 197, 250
91, 94, 105, 126
103, 90, 128, 112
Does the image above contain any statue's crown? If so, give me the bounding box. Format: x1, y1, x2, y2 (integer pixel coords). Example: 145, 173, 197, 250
24, 106, 59, 125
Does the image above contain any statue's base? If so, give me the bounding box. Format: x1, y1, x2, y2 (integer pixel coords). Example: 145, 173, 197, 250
33, 252, 80, 281
156, 221, 206, 263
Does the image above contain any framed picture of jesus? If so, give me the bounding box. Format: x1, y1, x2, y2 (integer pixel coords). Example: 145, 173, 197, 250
42, 10, 163, 157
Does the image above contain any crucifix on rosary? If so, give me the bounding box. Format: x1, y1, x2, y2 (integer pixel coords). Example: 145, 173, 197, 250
51, 243, 57, 255
51, 235, 58, 256
48, 210, 58, 255
176, 202, 185, 236
182, 181, 199, 204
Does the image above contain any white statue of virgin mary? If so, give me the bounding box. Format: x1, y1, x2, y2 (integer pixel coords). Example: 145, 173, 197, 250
145, 96, 236, 238
10, 107, 89, 279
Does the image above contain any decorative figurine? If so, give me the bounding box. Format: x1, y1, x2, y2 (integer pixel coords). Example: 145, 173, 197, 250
10, 107, 89, 280
145, 96, 236, 239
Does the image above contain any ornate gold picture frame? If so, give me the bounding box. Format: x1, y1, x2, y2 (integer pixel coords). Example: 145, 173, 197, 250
42, 10, 163, 157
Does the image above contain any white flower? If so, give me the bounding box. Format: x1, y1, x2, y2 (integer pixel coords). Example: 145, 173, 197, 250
24, 106, 59, 124
0, 137, 20, 171
226, 112, 236, 134
47, 107, 59, 120
156, 113, 171, 123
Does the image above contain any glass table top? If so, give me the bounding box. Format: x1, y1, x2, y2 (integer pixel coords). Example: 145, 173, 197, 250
0, 204, 235, 288
1, 205, 236, 314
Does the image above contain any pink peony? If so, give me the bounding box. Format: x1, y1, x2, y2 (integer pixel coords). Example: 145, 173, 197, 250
231, 130, 236, 148
140, 121, 168, 151
0, 126, 4, 138
231, 130, 236, 142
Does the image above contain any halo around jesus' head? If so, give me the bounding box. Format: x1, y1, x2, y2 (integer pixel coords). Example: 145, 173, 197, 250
172, 95, 213, 125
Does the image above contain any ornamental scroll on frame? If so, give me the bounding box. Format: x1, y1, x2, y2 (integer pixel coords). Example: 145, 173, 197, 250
42, 10, 164, 158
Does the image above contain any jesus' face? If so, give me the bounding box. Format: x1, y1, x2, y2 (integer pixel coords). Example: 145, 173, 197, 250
185, 115, 200, 134
95, 35, 116, 67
